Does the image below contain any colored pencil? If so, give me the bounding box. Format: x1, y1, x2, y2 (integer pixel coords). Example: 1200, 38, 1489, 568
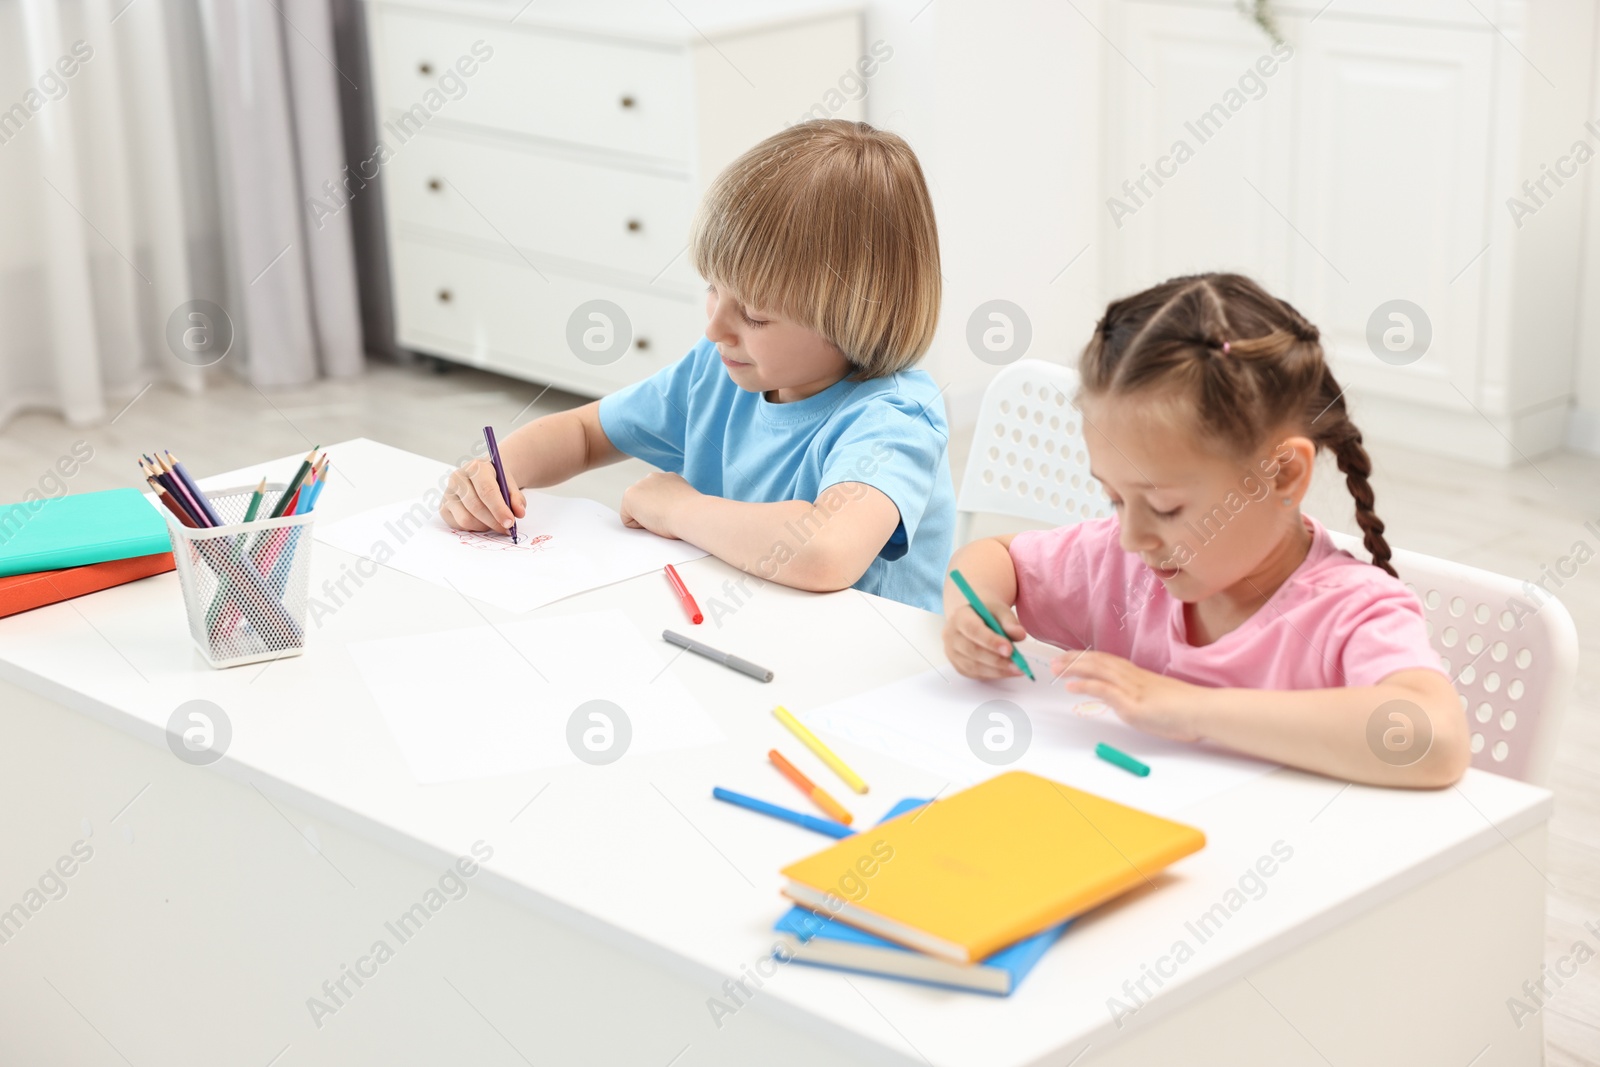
162, 458, 213, 528
772, 705, 868, 794
711, 787, 854, 839
269, 446, 320, 518
768, 749, 853, 825
149, 463, 203, 527
146, 475, 198, 528
163, 451, 223, 527
306, 462, 329, 511
949, 569, 1035, 681
664, 564, 703, 624
242, 477, 268, 523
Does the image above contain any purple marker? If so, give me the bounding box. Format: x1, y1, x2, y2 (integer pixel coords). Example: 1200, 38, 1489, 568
482, 425, 518, 544
480, 425, 518, 543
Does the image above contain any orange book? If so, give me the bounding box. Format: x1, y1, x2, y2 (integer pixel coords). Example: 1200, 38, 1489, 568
781, 771, 1206, 963
0, 552, 175, 618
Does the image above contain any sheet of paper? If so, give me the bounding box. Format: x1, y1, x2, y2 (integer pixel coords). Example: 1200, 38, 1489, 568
797, 654, 1277, 817
347, 609, 724, 784
316, 491, 707, 613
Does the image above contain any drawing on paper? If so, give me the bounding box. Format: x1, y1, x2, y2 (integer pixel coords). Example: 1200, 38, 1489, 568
454, 530, 554, 552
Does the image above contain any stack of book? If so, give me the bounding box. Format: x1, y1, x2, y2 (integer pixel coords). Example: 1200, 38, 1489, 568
0, 488, 175, 618
772, 771, 1205, 996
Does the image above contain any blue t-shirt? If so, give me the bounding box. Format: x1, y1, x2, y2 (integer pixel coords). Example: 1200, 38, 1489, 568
597, 337, 955, 612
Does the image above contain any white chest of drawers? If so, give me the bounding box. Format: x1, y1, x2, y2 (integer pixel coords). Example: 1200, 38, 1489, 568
361, 0, 865, 397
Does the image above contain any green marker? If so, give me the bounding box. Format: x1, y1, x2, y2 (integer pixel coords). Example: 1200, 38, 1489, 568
1096, 742, 1150, 777
948, 569, 1035, 681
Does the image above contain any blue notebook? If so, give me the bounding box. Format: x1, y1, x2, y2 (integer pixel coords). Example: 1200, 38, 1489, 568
772, 799, 1071, 995
0, 489, 172, 578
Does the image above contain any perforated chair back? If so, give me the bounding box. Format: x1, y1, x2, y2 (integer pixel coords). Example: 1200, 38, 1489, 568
954, 360, 1113, 544
1329, 531, 1578, 786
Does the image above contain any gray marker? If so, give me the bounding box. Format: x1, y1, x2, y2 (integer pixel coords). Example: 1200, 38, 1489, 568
662, 629, 773, 683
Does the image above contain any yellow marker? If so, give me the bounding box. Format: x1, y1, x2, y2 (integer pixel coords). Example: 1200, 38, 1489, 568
772, 705, 868, 795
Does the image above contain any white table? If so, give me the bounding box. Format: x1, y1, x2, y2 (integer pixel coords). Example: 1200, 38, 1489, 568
0, 439, 1551, 1067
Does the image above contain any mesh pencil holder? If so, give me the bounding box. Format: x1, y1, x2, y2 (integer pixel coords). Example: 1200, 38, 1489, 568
166, 483, 315, 669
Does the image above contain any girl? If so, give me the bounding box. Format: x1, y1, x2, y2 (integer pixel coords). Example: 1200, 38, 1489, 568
441, 120, 955, 612
942, 273, 1468, 787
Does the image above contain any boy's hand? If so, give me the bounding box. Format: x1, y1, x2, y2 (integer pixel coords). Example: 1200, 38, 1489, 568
620, 472, 698, 538
944, 600, 1030, 680
441, 458, 526, 533
1052, 650, 1202, 742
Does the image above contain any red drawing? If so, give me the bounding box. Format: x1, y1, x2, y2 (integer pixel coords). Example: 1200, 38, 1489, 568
454, 530, 554, 552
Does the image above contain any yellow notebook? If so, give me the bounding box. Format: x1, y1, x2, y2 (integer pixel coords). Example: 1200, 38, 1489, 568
780, 770, 1205, 964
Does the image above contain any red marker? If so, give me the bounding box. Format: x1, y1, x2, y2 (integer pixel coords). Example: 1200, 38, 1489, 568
664, 564, 703, 624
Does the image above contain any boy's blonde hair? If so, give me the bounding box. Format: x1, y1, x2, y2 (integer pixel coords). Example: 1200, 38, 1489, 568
690, 120, 941, 379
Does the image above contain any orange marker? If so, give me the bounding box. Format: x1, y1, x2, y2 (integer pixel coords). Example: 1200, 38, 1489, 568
768, 749, 853, 826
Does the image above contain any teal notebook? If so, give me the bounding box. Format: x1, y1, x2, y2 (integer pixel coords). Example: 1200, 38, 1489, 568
0, 489, 173, 578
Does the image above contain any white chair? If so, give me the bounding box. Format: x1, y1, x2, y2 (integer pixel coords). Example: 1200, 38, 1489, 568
953, 358, 1578, 786
1328, 531, 1578, 786
953, 359, 1113, 545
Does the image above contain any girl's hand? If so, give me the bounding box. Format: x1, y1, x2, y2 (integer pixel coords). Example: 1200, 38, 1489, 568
619, 472, 698, 538
441, 458, 526, 532
1052, 650, 1203, 742
944, 600, 1029, 680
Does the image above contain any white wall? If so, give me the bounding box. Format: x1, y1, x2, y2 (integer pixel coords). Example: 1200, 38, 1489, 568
1568, 4, 1600, 457
860, 0, 1105, 431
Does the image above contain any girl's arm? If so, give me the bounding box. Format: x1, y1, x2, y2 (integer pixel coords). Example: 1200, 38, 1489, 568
619, 475, 902, 592
1186, 669, 1470, 787
1058, 654, 1470, 788
441, 402, 625, 531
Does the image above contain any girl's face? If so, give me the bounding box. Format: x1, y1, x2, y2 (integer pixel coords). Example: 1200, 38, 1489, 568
1079, 393, 1315, 604
704, 283, 852, 404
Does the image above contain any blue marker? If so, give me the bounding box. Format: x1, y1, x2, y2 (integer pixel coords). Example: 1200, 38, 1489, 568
712, 787, 854, 839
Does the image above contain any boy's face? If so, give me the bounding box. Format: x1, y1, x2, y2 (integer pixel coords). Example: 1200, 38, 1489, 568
704, 283, 852, 404
1079, 394, 1314, 605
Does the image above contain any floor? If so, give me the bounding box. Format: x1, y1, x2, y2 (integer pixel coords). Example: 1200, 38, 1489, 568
2, 357, 1596, 1064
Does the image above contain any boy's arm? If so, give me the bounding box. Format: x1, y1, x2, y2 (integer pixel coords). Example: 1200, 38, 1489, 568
621, 477, 902, 592
442, 402, 626, 532
501, 401, 625, 487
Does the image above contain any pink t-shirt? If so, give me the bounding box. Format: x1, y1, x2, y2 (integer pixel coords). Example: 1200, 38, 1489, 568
1008, 515, 1445, 690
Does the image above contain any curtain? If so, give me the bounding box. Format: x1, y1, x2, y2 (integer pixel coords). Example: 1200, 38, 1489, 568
0, 0, 364, 430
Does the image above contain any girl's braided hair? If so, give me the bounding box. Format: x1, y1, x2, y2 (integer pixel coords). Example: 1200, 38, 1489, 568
1080, 272, 1395, 577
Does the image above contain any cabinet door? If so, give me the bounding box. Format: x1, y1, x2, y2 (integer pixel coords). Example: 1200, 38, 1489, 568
391, 239, 704, 398
1103, 4, 1296, 298
385, 130, 696, 287
370, 9, 694, 164
1286, 15, 1493, 405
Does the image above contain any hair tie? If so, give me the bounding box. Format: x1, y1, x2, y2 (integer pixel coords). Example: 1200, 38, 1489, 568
1221, 341, 1231, 355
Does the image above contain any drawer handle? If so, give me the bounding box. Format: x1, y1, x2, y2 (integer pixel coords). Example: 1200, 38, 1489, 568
418, 61, 433, 75
427, 178, 443, 193
625, 218, 642, 233
634, 337, 650, 351
437, 289, 453, 304
619, 95, 636, 109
